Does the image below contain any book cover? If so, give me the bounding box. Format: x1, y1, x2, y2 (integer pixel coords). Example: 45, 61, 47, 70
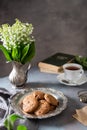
39, 67, 63, 74
38, 52, 75, 74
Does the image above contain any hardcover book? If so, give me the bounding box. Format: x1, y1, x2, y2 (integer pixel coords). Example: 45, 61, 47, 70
38, 52, 75, 74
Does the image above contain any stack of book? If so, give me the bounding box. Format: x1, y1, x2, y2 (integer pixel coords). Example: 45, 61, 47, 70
38, 52, 75, 74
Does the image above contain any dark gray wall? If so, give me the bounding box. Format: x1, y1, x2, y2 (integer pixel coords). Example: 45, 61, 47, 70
0, 0, 87, 76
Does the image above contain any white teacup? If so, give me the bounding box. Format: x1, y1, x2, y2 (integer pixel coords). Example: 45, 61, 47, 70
63, 63, 84, 82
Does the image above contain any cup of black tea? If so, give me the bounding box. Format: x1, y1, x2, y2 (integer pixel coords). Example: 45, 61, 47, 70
63, 63, 84, 82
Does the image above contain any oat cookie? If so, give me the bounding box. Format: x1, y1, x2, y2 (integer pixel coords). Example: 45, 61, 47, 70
22, 94, 33, 104
44, 94, 58, 106
21, 90, 59, 116
22, 96, 39, 113
49, 105, 56, 111
32, 91, 45, 100
34, 100, 50, 116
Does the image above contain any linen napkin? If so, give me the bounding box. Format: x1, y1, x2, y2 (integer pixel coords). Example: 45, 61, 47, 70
73, 106, 87, 126
0, 88, 13, 128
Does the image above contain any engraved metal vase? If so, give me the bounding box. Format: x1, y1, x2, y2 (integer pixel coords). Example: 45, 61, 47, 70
9, 61, 30, 88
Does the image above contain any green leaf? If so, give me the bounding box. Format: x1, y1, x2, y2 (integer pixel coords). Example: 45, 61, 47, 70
0, 44, 12, 61
75, 56, 87, 69
12, 46, 21, 62
4, 114, 24, 130
22, 42, 35, 64
17, 125, 28, 130
21, 44, 30, 63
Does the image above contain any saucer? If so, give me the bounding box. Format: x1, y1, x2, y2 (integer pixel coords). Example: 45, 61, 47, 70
57, 73, 87, 86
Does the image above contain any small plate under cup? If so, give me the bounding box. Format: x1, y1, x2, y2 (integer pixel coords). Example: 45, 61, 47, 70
57, 73, 87, 86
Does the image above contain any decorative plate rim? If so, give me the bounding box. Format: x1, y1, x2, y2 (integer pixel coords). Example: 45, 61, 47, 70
10, 88, 68, 119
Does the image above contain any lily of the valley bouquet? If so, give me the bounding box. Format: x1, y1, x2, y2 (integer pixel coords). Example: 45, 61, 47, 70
0, 19, 35, 64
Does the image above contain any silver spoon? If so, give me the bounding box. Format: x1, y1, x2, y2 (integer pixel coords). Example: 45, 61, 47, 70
62, 79, 77, 85
78, 90, 87, 103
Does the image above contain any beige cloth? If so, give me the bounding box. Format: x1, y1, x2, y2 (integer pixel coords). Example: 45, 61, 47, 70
73, 106, 87, 126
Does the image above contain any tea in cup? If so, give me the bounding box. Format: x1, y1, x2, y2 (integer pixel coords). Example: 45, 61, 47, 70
63, 63, 84, 82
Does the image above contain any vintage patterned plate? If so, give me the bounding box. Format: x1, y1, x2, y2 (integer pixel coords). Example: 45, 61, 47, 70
10, 88, 68, 119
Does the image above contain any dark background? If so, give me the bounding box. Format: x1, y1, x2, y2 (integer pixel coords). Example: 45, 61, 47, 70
0, 0, 87, 77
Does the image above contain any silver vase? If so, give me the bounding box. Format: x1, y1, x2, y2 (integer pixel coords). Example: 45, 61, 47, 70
9, 61, 30, 88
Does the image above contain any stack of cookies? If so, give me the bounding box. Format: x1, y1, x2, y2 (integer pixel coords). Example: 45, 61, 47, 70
21, 91, 59, 116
